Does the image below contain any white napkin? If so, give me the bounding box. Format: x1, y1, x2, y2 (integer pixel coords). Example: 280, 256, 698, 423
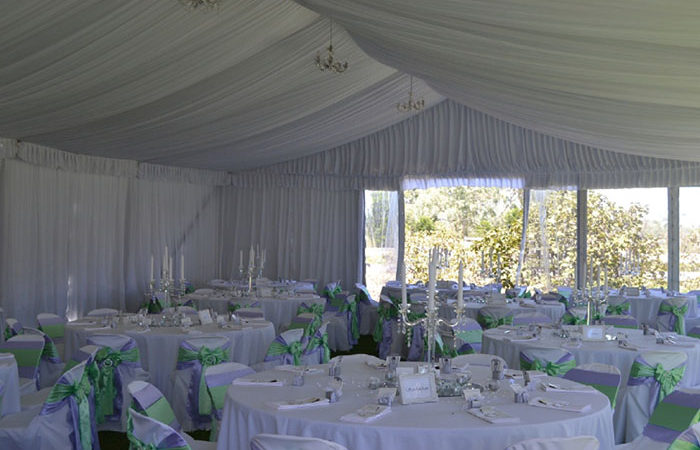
365, 360, 388, 370
187, 329, 203, 335
267, 396, 330, 410
84, 326, 111, 331
468, 407, 520, 424
504, 369, 546, 379
275, 365, 322, 374
540, 381, 597, 394
529, 396, 591, 413
340, 405, 391, 423
233, 377, 284, 387
504, 336, 537, 343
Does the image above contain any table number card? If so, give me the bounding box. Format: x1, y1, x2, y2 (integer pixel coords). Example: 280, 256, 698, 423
582, 325, 604, 341
198, 309, 213, 325
398, 373, 438, 405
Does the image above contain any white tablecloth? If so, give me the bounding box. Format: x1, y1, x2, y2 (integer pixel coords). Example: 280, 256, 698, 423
65, 320, 275, 399
185, 293, 324, 332
450, 301, 566, 323
0, 354, 20, 416
622, 295, 697, 326
217, 358, 614, 450
482, 326, 700, 443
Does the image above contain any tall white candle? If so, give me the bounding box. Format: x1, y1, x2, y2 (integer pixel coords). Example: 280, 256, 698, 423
249, 246, 255, 269
401, 261, 407, 308
169, 257, 173, 279
149, 255, 154, 281
239, 250, 243, 269
180, 253, 185, 280
165, 246, 169, 272
457, 260, 464, 309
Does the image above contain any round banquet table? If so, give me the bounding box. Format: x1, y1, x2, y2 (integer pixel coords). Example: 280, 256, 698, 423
184, 292, 325, 332
439, 300, 566, 324
64, 319, 275, 399
482, 325, 700, 443
216, 356, 614, 450
0, 353, 20, 416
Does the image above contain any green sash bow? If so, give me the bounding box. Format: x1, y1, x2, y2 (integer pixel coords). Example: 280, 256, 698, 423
373, 302, 399, 343
296, 303, 324, 317
46, 375, 93, 450
630, 361, 685, 402
308, 332, 330, 363
478, 313, 513, 329
177, 346, 226, 415
521, 358, 576, 376
266, 340, 304, 366
659, 302, 688, 335
562, 312, 586, 325
3, 326, 12, 341
606, 302, 630, 316
94, 346, 139, 423
227, 303, 241, 312
340, 299, 359, 341
324, 285, 342, 303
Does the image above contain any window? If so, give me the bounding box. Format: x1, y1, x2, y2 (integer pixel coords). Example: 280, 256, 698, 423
364, 191, 399, 300
679, 187, 700, 292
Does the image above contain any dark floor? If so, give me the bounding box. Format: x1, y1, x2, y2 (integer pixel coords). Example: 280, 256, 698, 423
99, 335, 378, 449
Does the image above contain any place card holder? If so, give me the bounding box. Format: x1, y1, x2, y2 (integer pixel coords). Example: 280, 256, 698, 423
463, 388, 482, 409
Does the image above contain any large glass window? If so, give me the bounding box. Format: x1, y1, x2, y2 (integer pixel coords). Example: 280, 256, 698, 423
587, 188, 667, 289
522, 190, 577, 291
679, 187, 700, 292
403, 185, 522, 287
364, 191, 399, 300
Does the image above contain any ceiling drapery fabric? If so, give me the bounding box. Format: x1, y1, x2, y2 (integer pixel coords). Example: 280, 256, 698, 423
296, 0, 700, 162
250, 101, 700, 190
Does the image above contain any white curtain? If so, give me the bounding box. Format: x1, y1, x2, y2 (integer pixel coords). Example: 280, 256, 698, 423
296, 0, 700, 163
220, 185, 363, 291
0, 159, 129, 323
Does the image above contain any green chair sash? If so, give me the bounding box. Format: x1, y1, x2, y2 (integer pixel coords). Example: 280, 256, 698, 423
606, 302, 630, 316
46, 375, 93, 450
308, 332, 330, 363
562, 312, 586, 325
478, 313, 513, 329
39, 323, 65, 340
95, 346, 139, 423
340, 298, 360, 341
296, 303, 324, 317
659, 302, 688, 335
266, 340, 303, 366
521, 358, 576, 376
373, 302, 398, 343
177, 346, 227, 416
630, 361, 685, 402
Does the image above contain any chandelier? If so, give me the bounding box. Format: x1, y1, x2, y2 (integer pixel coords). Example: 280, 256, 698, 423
315, 19, 348, 73
179, 0, 220, 10
397, 75, 425, 112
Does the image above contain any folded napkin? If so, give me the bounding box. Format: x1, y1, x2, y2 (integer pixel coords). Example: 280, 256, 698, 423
233, 377, 284, 387
186, 329, 203, 335
540, 381, 597, 394
468, 407, 520, 424
504, 335, 538, 343
365, 361, 388, 370
275, 365, 322, 374
529, 397, 591, 413
504, 369, 546, 379
617, 342, 639, 351
340, 405, 391, 423
267, 396, 330, 410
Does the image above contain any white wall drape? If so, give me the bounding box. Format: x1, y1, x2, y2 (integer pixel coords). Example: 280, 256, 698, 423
220, 185, 363, 292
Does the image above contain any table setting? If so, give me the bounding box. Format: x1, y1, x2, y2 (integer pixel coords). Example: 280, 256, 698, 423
216, 353, 614, 450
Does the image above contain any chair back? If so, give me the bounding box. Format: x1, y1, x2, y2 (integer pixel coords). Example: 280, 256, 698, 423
128, 380, 181, 432
127, 408, 191, 450
38, 361, 98, 450
688, 326, 700, 339
505, 436, 599, 450
264, 328, 305, 366
669, 421, 700, 450
453, 318, 483, 353
250, 434, 348, 450
64, 344, 101, 373
657, 297, 690, 335
642, 389, 700, 445
304, 322, 330, 364
0, 334, 44, 382
323, 281, 343, 307
23, 326, 62, 363
601, 315, 638, 329
563, 363, 622, 408
606, 296, 631, 316
204, 362, 254, 415
477, 306, 513, 329
37, 313, 66, 343
520, 348, 576, 376
354, 283, 378, 305
4, 318, 23, 340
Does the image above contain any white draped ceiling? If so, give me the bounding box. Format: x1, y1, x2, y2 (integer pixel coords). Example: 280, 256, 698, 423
296, 0, 700, 162
0, 0, 441, 171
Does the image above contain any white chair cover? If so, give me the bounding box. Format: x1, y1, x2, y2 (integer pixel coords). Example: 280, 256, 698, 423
128, 407, 216, 450
620, 350, 688, 442
128, 380, 182, 432
1, 334, 45, 395
204, 362, 254, 440
505, 436, 599, 450
171, 336, 230, 431
22, 328, 64, 390
250, 434, 348, 450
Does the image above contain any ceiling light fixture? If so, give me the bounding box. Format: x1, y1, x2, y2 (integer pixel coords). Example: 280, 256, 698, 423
396, 75, 425, 112
315, 19, 349, 73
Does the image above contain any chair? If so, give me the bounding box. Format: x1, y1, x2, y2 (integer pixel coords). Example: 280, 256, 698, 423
505, 436, 599, 450
0, 334, 45, 395
323, 282, 343, 309
374, 296, 401, 359
512, 311, 552, 326
22, 327, 64, 389
36, 313, 66, 349
250, 434, 348, 450
451, 318, 483, 353
618, 389, 700, 449
688, 325, 700, 339
263, 328, 308, 367
657, 297, 690, 335
204, 362, 254, 440
86, 334, 150, 431
4, 318, 23, 340
128, 380, 181, 432
623, 350, 688, 442
172, 336, 230, 431
563, 363, 622, 409
304, 322, 331, 364
127, 408, 216, 450
561, 307, 587, 325
601, 314, 639, 329
519, 348, 576, 376
0, 360, 100, 450
668, 421, 700, 450
86, 308, 119, 318
477, 306, 514, 329
289, 313, 322, 336
452, 353, 507, 369
324, 293, 359, 351
606, 296, 631, 316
